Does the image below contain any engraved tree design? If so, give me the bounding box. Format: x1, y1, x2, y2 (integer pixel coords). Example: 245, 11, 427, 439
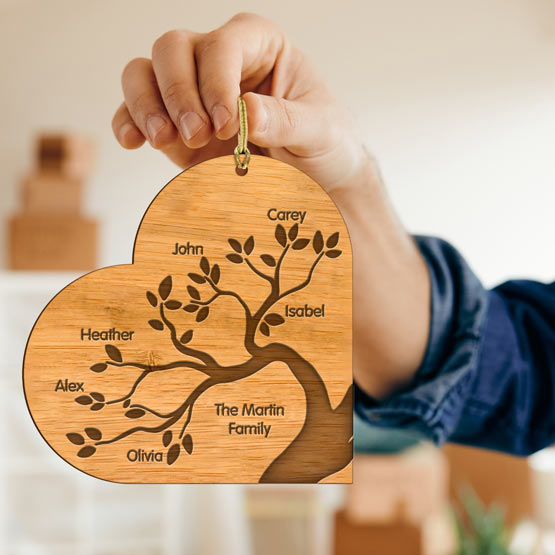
66, 223, 352, 482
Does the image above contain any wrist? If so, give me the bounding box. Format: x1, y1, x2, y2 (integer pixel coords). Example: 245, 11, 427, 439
326, 147, 431, 400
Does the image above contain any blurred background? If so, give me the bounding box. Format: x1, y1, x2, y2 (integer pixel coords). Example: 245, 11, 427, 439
1, 0, 554, 553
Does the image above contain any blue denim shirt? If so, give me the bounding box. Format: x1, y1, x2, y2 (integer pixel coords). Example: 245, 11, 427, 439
354, 236, 555, 456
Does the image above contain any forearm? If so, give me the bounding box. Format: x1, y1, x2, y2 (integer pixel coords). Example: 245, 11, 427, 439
328, 152, 430, 399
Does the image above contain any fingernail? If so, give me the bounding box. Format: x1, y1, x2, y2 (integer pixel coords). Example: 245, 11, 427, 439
211, 104, 231, 132
258, 104, 268, 133
146, 115, 166, 143
119, 122, 136, 142
179, 112, 204, 141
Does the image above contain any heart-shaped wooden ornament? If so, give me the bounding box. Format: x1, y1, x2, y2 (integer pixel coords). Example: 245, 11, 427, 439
23, 155, 352, 483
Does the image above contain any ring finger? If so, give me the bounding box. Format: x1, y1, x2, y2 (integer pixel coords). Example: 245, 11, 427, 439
121, 57, 177, 148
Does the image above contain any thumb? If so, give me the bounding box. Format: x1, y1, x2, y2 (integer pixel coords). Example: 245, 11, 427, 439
243, 92, 329, 156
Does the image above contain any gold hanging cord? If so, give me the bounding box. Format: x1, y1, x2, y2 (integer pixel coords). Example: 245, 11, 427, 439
234, 97, 251, 171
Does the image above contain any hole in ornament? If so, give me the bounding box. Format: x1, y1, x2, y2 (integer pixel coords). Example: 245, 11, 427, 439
236, 166, 248, 177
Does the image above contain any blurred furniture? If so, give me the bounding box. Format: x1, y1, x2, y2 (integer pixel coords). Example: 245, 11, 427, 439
0, 271, 229, 554
8, 133, 97, 270
334, 445, 455, 555
245, 486, 340, 555
444, 443, 533, 525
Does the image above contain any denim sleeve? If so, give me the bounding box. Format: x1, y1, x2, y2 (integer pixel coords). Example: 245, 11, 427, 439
354, 235, 555, 456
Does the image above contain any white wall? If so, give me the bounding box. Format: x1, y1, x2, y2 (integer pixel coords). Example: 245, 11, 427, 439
1, 0, 554, 287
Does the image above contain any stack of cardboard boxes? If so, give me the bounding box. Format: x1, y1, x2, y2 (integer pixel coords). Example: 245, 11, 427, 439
8, 134, 97, 270
334, 444, 455, 555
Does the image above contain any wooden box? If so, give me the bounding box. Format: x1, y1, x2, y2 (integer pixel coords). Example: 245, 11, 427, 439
37, 134, 95, 180
444, 443, 533, 524
8, 213, 97, 270
333, 509, 454, 555
21, 173, 82, 213
346, 445, 448, 524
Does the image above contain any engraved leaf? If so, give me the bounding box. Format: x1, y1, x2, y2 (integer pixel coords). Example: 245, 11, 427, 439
123, 399, 131, 408
292, 238, 310, 250
200, 257, 210, 275
91, 403, 104, 411
326, 249, 342, 258
165, 300, 182, 310
163, 430, 173, 448
313, 230, 324, 254
146, 291, 158, 307
125, 408, 146, 419
210, 264, 220, 284
288, 223, 299, 241
85, 427, 102, 441
188, 273, 205, 284
159, 275, 172, 300
75, 395, 92, 405
149, 319, 164, 331
180, 329, 193, 344
167, 444, 180, 466
105, 344, 122, 363
66, 433, 84, 445
196, 307, 209, 322
90, 392, 105, 402
244, 235, 254, 255
326, 232, 339, 248
265, 313, 285, 326
90, 363, 107, 373
260, 254, 276, 267
184, 304, 199, 313
228, 238, 242, 253
77, 446, 96, 458
226, 253, 243, 264
187, 286, 200, 300
260, 322, 270, 337
275, 224, 287, 247
182, 434, 193, 455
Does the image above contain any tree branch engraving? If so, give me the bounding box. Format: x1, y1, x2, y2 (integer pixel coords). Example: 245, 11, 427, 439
66, 223, 352, 482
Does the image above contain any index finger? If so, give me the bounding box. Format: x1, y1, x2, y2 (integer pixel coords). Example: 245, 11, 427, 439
195, 12, 286, 140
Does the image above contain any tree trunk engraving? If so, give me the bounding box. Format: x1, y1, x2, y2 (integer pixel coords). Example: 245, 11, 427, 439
66, 223, 352, 482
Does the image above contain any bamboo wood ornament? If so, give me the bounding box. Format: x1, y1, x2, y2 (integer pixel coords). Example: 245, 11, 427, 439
24, 106, 352, 483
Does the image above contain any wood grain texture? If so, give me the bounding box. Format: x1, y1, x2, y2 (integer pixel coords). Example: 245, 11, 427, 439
24, 155, 352, 483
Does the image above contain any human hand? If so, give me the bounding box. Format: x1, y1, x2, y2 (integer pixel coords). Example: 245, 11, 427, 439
112, 12, 369, 196
112, 12, 431, 400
